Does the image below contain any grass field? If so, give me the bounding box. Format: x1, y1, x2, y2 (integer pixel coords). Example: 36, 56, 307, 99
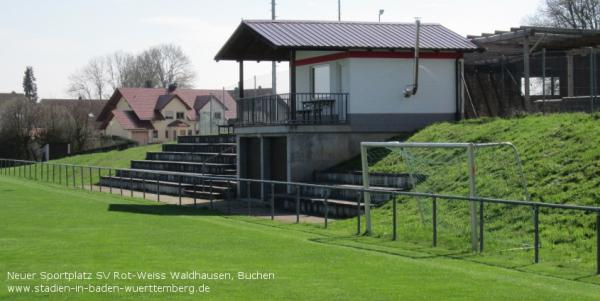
329, 113, 600, 279
2, 176, 600, 300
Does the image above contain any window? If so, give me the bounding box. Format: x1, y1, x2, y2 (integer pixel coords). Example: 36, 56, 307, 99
311, 64, 331, 93
164, 111, 174, 119
179, 129, 186, 136
176, 112, 185, 119
214, 112, 222, 119
165, 130, 169, 138
521, 77, 560, 96
152, 130, 158, 139
187, 130, 192, 135
195, 130, 200, 135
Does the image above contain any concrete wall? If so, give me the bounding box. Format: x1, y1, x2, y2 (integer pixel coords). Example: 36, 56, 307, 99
292, 51, 459, 132
287, 132, 392, 182
197, 98, 227, 135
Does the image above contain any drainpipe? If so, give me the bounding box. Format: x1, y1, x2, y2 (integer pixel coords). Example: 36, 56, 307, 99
404, 19, 421, 98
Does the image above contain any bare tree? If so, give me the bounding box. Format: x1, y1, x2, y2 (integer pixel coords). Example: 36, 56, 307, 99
144, 44, 196, 88
67, 44, 196, 99
528, 0, 600, 29
0, 99, 38, 159
68, 57, 110, 99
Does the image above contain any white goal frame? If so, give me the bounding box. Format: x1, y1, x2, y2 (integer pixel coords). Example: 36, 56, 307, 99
360, 141, 529, 252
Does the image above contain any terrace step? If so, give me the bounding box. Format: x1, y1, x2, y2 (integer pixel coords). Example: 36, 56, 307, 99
273, 194, 364, 218
314, 171, 414, 189
177, 135, 236, 144
162, 143, 236, 153
99, 176, 232, 198
130, 160, 236, 174
113, 169, 236, 186
145, 152, 236, 164
299, 182, 401, 204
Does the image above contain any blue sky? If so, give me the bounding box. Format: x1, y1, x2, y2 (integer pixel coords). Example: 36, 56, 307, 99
0, 0, 541, 98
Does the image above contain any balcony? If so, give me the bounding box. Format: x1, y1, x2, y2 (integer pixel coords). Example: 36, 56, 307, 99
236, 93, 348, 127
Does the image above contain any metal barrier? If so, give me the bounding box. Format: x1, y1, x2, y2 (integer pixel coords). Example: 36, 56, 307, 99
0, 157, 599, 274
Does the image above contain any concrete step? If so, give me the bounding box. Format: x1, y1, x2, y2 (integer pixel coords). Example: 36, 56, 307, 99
162, 143, 237, 153
274, 194, 363, 218
299, 182, 400, 204
314, 171, 416, 189
177, 135, 236, 144
145, 152, 237, 164
113, 169, 236, 186
131, 160, 236, 175
99, 176, 232, 198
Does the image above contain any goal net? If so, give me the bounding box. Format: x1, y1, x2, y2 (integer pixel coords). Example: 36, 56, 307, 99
360, 141, 531, 253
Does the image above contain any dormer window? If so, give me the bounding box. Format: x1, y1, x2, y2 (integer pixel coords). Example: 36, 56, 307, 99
176, 112, 185, 119
165, 111, 174, 119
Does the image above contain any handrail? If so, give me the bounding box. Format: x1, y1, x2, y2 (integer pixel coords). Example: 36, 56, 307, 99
2, 158, 599, 213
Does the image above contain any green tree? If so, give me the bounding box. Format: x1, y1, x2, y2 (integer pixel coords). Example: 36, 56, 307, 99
22, 66, 38, 102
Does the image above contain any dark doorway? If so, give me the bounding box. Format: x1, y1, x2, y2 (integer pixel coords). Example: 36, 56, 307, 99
269, 137, 287, 194
243, 137, 261, 199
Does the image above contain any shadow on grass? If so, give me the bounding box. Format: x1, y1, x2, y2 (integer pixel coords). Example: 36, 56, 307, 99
107, 204, 217, 216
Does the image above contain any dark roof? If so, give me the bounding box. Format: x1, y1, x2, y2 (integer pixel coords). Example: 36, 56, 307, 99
466, 26, 600, 65
39, 98, 107, 118
110, 110, 154, 130
216, 20, 478, 61
194, 95, 227, 111
0, 92, 29, 103
155, 94, 191, 111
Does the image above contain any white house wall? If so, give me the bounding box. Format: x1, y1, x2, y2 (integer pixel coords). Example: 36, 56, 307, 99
293, 51, 457, 132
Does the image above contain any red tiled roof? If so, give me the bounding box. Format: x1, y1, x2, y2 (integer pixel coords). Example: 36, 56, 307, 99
97, 88, 237, 125
111, 110, 154, 130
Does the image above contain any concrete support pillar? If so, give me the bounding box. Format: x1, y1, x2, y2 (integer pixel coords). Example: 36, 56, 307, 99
237, 136, 245, 196
523, 37, 531, 110
567, 54, 574, 97
260, 137, 271, 201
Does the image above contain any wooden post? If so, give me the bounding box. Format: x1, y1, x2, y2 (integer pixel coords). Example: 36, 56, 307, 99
289, 50, 297, 121
238, 61, 244, 99
523, 36, 531, 110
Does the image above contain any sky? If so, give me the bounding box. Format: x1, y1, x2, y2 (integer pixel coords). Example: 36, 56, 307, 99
0, 0, 542, 98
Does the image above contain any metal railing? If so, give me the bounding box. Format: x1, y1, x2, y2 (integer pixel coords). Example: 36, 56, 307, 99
1, 157, 599, 274
236, 93, 348, 126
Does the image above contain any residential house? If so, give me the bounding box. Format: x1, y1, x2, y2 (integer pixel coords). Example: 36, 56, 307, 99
215, 20, 478, 196
96, 87, 235, 144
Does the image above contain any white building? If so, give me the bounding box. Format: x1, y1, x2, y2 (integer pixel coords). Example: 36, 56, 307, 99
215, 20, 478, 195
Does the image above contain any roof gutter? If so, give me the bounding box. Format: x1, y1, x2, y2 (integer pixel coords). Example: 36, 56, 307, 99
404, 19, 421, 98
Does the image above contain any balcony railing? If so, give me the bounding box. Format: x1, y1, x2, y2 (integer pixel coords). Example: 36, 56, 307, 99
236, 93, 348, 126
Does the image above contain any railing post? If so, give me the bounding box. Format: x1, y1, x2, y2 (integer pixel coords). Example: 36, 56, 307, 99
119, 170, 123, 195
193, 177, 197, 207
80, 166, 84, 190
156, 178, 160, 202
534, 205, 539, 264
142, 177, 146, 200
357, 192, 362, 235
247, 182, 251, 216
130, 174, 134, 197
178, 175, 182, 205
52, 164, 55, 183
270, 183, 275, 220
324, 190, 329, 229
433, 197, 437, 247
295, 187, 300, 223
596, 212, 600, 275
209, 179, 214, 209
479, 200, 484, 253
108, 169, 112, 194
392, 197, 397, 241
71, 165, 75, 188
89, 167, 92, 191
98, 168, 101, 192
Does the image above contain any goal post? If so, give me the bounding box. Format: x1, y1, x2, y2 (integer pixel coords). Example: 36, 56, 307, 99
360, 141, 529, 252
